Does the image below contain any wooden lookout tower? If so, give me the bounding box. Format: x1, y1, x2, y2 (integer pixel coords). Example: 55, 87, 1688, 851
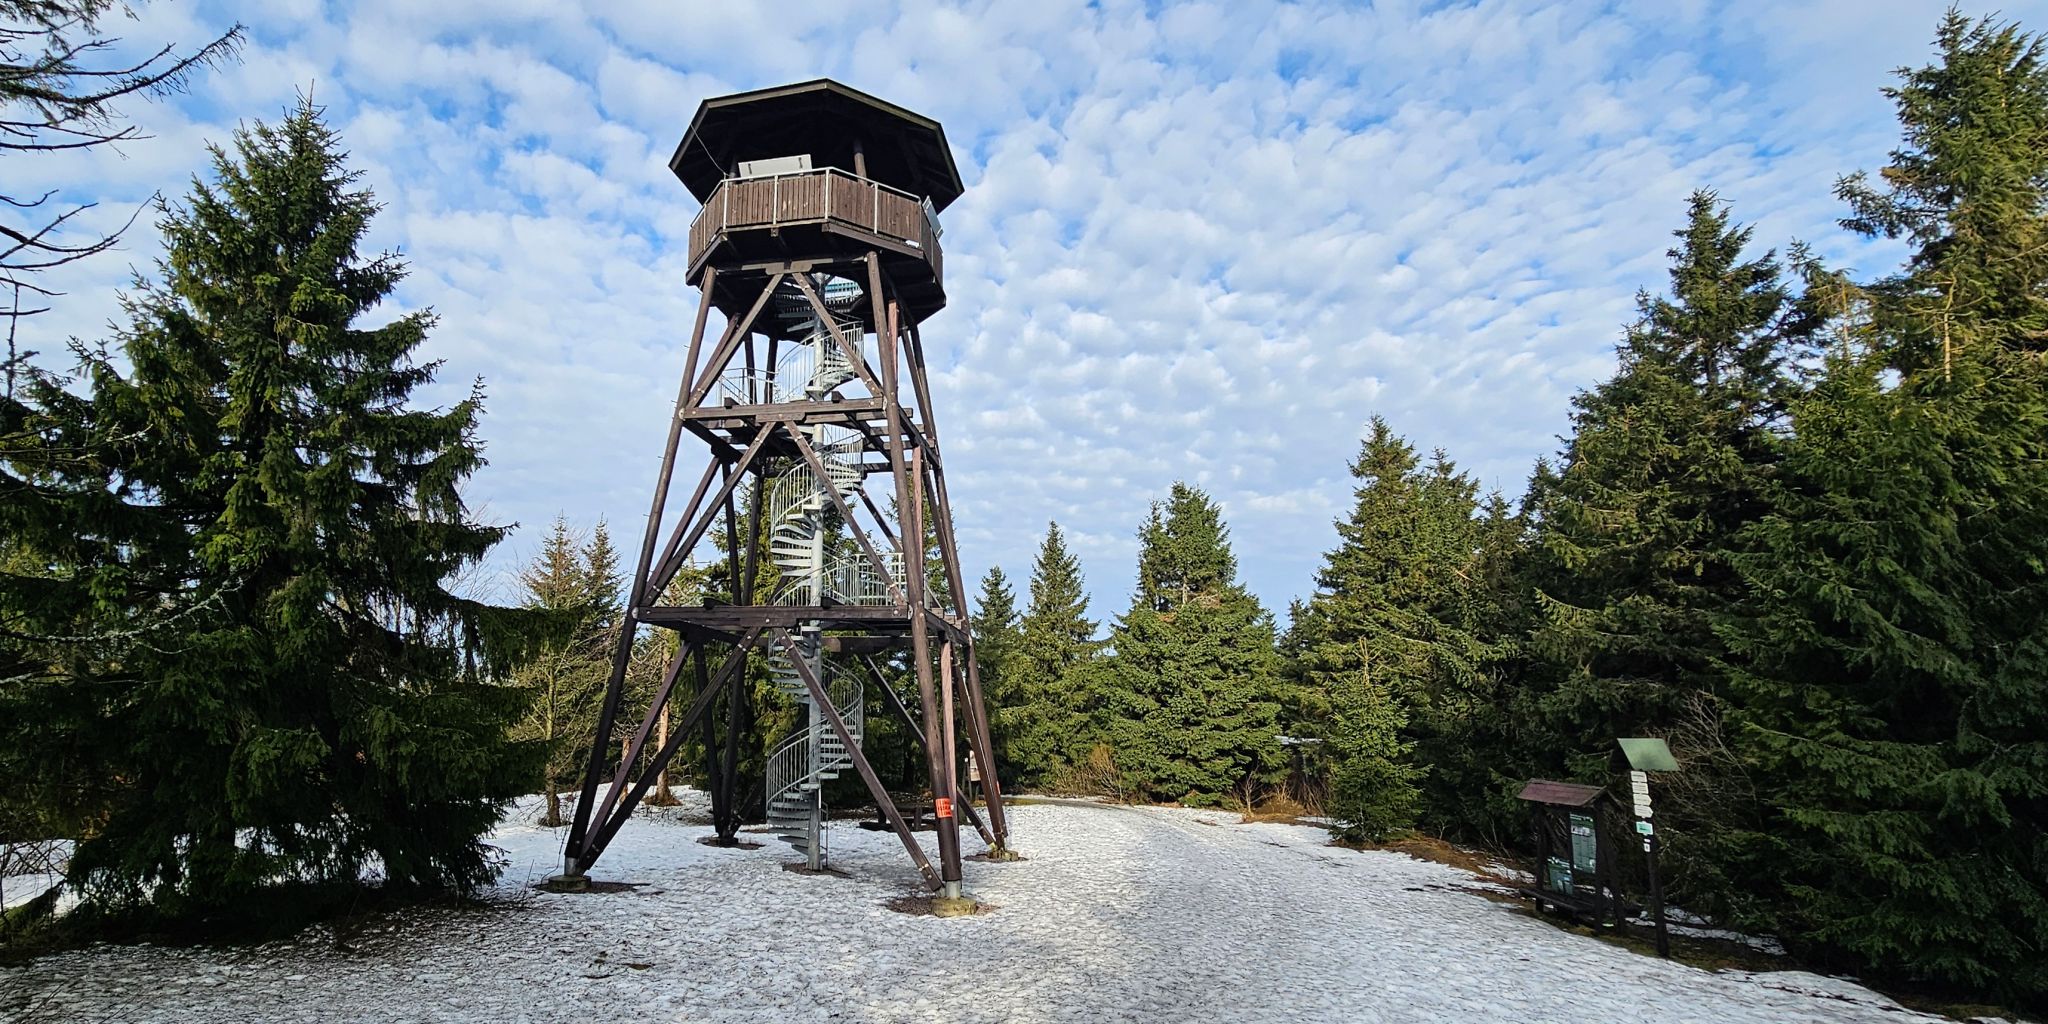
559, 80, 1012, 903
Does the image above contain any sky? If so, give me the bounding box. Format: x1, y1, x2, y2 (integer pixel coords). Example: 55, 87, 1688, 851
18, 0, 2035, 623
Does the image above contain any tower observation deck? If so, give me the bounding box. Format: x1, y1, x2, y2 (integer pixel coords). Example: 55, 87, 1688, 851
561, 79, 1010, 908
674, 79, 959, 326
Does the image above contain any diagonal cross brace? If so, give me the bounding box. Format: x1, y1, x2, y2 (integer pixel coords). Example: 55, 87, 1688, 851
778, 632, 942, 890
791, 271, 886, 397
787, 425, 905, 605
648, 428, 773, 596
687, 271, 786, 408
572, 628, 764, 872
859, 654, 996, 848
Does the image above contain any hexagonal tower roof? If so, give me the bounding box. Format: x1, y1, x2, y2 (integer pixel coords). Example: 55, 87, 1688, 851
668, 79, 965, 212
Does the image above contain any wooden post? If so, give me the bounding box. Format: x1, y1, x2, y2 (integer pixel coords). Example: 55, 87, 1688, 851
696, 648, 718, 817
905, 445, 963, 894
577, 629, 762, 871
1645, 831, 1670, 956
861, 654, 995, 846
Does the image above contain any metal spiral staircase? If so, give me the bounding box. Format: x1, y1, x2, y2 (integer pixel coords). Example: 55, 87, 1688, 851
756, 277, 906, 866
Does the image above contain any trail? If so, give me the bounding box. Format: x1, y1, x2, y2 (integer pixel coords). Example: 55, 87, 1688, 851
0, 797, 1960, 1023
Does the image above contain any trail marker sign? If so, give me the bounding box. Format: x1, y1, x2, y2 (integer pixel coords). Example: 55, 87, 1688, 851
1618, 737, 1676, 958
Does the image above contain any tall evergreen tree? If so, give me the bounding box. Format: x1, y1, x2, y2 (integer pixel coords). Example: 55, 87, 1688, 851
520, 517, 589, 611
1722, 342, 2048, 1000
0, 100, 539, 917
1838, 9, 2048, 370
1017, 523, 1094, 676
1716, 13, 2048, 1003
581, 518, 623, 626
1291, 420, 1486, 840
1001, 522, 1098, 784
1526, 191, 1812, 783
512, 517, 612, 827
970, 566, 1021, 769
1101, 483, 1281, 805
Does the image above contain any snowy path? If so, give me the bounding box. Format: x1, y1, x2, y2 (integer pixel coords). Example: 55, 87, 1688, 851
1, 797, 1956, 1023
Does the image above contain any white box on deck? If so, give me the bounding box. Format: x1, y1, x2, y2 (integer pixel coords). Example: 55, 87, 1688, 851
738, 154, 812, 178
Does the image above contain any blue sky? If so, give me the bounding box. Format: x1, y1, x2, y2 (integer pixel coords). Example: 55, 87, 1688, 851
19, 0, 2029, 623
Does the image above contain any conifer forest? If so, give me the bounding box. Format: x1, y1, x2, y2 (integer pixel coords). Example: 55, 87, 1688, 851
2, 3, 2047, 1021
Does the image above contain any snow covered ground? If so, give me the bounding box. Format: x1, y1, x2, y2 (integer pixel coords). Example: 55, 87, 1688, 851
0, 795, 1977, 1023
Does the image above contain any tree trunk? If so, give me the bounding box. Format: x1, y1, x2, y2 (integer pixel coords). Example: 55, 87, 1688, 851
649, 704, 678, 806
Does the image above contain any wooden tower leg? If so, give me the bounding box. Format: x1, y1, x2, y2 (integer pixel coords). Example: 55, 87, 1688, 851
697, 647, 724, 826
901, 311, 1012, 852
904, 449, 964, 900
561, 265, 718, 879
778, 634, 941, 890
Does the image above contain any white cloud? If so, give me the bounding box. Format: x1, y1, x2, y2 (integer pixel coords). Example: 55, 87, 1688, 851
15, 0, 2028, 623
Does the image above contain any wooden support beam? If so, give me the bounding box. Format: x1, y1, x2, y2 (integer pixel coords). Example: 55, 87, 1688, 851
957, 640, 1010, 844
576, 628, 763, 871
903, 445, 963, 888
566, 264, 718, 866
856, 484, 901, 549
697, 646, 723, 826
778, 633, 942, 890
687, 271, 785, 407
644, 457, 724, 602
649, 427, 773, 591
791, 271, 886, 396
788, 426, 904, 605
593, 637, 693, 828
680, 396, 888, 425
860, 655, 995, 847
904, 321, 944, 445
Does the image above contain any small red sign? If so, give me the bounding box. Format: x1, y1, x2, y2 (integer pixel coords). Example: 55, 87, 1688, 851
934, 797, 954, 819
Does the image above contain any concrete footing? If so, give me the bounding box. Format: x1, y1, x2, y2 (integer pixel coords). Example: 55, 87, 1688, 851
541, 873, 591, 893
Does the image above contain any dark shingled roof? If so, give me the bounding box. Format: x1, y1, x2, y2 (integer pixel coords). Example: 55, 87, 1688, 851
1517, 779, 1606, 807
669, 79, 965, 212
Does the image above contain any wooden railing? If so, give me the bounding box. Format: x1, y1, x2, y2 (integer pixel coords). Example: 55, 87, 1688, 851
687, 167, 942, 277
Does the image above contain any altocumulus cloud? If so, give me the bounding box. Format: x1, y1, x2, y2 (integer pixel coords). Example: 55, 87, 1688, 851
14, 0, 1999, 617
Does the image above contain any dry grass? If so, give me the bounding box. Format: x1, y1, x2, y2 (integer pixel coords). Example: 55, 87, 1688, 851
1364, 834, 1520, 884
1235, 793, 1321, 826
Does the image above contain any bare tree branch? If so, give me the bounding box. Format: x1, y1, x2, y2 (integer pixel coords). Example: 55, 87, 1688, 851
0, 1, 242, 324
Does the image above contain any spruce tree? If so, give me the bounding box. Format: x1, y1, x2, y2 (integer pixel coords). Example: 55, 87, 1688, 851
1838, 9, 2048, 369
1291, 420, 1484, 839
0, 100, 539, 917
1428, 488, 1538, 843
1717, 13, 2048, 1003
969, 566, 1021, 767
581, 518, 623, 626
1526, 191, 1811, 783
1723, 344, 2048, 1000
1002, 522, 1098, 784
512, 518, 612, 827
1101, 483, 1281, 805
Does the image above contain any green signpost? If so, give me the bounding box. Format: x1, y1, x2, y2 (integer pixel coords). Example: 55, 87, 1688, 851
1620, 737, 1675, 957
